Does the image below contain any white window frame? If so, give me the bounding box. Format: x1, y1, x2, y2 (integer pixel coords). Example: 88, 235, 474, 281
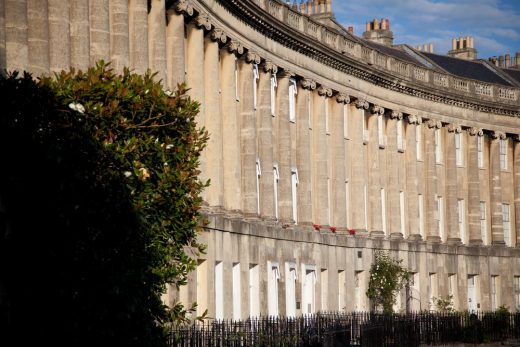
477, 136, 484, 168
249, 264, 260, 317
397, 119, 405, 152
480, 201, 487, 244
455, 133, 463, 166
458, 199, 465, 243
302, 264, 317, 315
503, 203, 511, 246
267, 261, 280, 317
256, 158, 261, 215
285, 262, 297, 318
338, 270, 346, 311
270, 73, 277, 117
273, 163, 280, 219
289, 78, 297, 123
232, 263, 241, 320
291, 167, 299, 224
215, 261, 224, 320
491, 275, 498, 311
500, 138, 507, 170
253, 64, 259, 110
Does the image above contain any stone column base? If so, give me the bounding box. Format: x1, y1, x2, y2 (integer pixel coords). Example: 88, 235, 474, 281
426, 235, 442, 243
446, 238, 462, 245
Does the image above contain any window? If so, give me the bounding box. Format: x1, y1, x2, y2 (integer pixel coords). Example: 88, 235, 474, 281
354, 271, 365, 311
477, 136, 484, 168
435, 128, 442, 163
232, 263, 241, 320
397, 119, 405, 152
419, 194, 425, 238
458, 199, 465, 243
503, 203, 511, 246
448, 274, 457, 310
302, 264, 316, 315
249, 264, 260, 317
285, 262, 297, 317
273, 163, 279, 219
400, 191, 406, 236
338, 270, 346, 311
234, 56, 240, 101
381, 188, 387, 235
491, 275, 498, 311
467, 275, 478, 312
480, 201, 487, 244
291, 168, 299, 223
429, 273, 438, 311
514, 276, 520, 311
455, 133, 463, 166
256, 158, 261, 214
343, 106, 349, 139
215, 261, 224, 320
321, 269, 328, 311
270, 73, 277, 116
437, 195, 445, 241
253, 64, 259, 110
378, 115, 386, 148
267, 261, 280, 317
500, 138, 507, 170
289, 78, 297, 122
196, 260, 208, 316
416, 125, 422, 160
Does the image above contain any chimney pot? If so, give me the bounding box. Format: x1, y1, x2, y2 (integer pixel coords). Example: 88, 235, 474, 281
347, 26, 354, 34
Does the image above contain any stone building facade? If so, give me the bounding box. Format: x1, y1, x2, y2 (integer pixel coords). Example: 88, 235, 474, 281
1, 0, 520, 319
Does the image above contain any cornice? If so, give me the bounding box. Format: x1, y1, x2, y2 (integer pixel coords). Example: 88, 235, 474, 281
181, 0, 520, 117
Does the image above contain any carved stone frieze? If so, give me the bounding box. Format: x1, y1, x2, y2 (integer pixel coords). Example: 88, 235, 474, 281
194, 14, 211, 30
227, 40, 244, 55
262, 61, 278, 74
390, 111, 403, 120
355, 99, 369, 109
317, 86, 332, 97
468, 127, 484, 136
300, 78, 316, 90
210, 28, 227, 44
407, 114, 422, 125
245, 51, 261, 64
447, 124, 462, 133
426, 119, 442, 129
175, 0, 194, 16
370, 105, 385, 115
491, 131, 506, 140
336, 93, 350, 104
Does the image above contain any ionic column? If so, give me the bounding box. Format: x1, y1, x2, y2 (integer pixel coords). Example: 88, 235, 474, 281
166, 9, 187, 89
387, 111, 402, 238
89, 0, 109, 65
514, 135, 520, 247
221, 41, 243, 213
109, 0, 129, 73
277, 69, 294, 224
490, 131, 506, 245
27, 0, 49, 75
468, 127, 484, 245
425, 119, 441, 242
70, 0, 90, 71
5, 0, 28, 72
368, 105, 384, 236
257, 61, 277, 222
240, 52, 261, 217
186, 22, 206, 192
446, 124, 461, 244
148, 0, 166, 83
351, 99, 369, 232
202, 36, 222, 209
406, 115, 421, 240
312, 86, 332, 226
331, 93, 350, 229
296, 79, 316, 226
128, 0, 148, 74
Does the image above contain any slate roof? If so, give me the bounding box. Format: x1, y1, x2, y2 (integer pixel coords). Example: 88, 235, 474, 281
361, 39, 419, 65
502, 68, 520, 84
422, 52, 513, 86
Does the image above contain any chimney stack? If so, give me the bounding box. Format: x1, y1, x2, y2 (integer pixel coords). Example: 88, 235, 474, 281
447, 36, 477, 60
347, 26, 354, 35
362, 18, 394, 46
416, 43, 434, 53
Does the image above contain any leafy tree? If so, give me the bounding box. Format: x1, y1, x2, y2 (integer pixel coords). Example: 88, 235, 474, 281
433, 295, 455, 312
0, 63, 208, 347
366, 250, 410, 314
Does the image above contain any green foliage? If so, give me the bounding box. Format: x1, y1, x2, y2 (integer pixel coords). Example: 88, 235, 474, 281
433, 295, 455, 312
0, 62, 208, 346
366, 250, 410, 314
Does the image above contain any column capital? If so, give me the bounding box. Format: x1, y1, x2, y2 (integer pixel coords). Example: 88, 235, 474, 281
245, 51, 261, 64
175, 0, 194, 16
227, 40, 244, 55
335, 92, 350, 104
426, 119, 442, 129
491, 130, 506, 140
262, 61, 278, 74
370, 105, 385, 115
389, 110, 403, 120
467, 127, 484, 136
209, 28, 227, 45
354, 99, 369, 109
194, 14, 211, 30
300, 78, 316, 90
317, 86, 332, 97
407, 114, 422, 124
447, 123, 462, 133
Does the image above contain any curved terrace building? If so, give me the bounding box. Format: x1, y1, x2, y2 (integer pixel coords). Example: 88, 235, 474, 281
2, 0, 520, 318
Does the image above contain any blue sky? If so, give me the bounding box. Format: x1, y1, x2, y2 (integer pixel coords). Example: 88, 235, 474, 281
333, 0, 520, 59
